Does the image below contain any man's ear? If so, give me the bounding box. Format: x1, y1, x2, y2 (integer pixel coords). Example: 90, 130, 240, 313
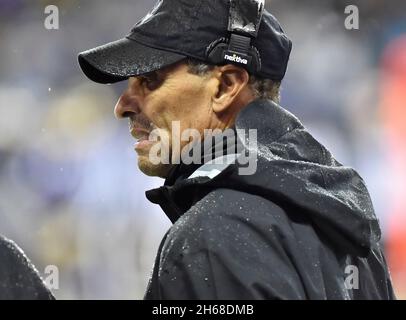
211, 65, 251, 114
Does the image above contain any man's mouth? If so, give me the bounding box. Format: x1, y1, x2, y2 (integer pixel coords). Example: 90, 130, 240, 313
130, 127, 150, 141
129, 120, 155, 151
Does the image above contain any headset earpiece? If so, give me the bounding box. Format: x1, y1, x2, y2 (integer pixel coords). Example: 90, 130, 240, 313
206, 0, 265, 75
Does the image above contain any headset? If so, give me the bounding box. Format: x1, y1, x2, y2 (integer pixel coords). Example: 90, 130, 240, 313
206, 0, 265, 74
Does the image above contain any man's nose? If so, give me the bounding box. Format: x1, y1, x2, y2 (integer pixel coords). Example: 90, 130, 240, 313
114, 82, 142, 119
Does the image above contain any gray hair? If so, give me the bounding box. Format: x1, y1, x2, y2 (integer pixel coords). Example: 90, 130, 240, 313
186, 58, 281, 104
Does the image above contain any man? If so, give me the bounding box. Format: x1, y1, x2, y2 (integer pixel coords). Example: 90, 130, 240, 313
78, 0, 395, 299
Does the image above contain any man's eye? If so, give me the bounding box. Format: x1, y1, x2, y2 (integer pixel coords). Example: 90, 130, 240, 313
139, 73, 161, 90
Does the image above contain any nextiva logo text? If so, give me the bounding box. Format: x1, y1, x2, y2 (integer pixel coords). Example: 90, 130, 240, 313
224, 53, 248, 65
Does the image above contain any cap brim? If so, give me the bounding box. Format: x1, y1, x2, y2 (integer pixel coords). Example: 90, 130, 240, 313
78, 37, 186, 84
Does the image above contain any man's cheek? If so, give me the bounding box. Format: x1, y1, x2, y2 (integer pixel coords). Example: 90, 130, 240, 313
147, 129, 171, 165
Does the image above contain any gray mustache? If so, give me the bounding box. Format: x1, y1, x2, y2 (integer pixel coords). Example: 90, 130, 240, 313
130, 115, 153, 131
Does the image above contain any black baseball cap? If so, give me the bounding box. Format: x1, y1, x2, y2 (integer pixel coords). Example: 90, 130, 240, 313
78, 0, 292, 84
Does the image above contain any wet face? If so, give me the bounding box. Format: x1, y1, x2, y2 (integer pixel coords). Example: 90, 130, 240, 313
114, 61, 222, 178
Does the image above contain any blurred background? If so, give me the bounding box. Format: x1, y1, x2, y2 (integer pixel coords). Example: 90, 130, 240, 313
0, 0, 405, 299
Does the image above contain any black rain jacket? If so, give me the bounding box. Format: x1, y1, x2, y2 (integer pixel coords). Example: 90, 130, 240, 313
144, 99, 395, 300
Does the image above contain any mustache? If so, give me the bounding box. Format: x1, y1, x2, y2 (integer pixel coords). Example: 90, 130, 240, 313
129, 115, 154, 132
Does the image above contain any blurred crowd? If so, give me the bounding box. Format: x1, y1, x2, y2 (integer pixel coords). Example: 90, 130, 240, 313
0, 0, 405, 299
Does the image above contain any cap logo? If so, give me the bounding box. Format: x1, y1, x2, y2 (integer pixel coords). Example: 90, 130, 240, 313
223, 53, 249, 65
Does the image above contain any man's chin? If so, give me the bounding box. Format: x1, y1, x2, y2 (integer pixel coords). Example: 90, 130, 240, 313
137, 157, 172, 179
